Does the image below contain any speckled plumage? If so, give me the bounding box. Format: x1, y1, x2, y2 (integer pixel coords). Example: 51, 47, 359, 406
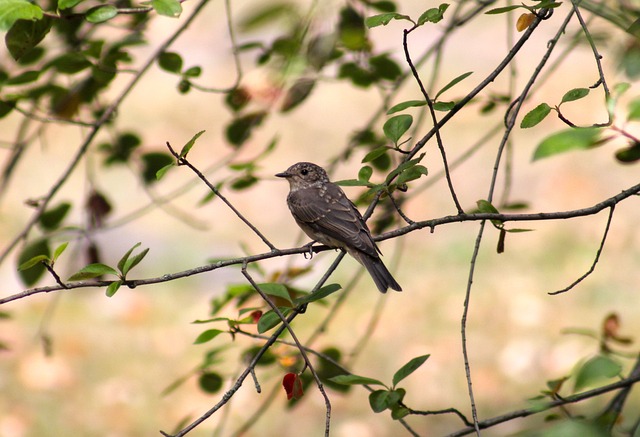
276, 162, 401, 293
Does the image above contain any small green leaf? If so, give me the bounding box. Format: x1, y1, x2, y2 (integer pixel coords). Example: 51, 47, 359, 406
387, 100, 427, 115
85, 5, 118, 23
533, 128, 601, 161
48, 52, 92, 74
362, 146, 389, 163
105, 280, 122, 297
68, 263, 119, 281
385, 153, 425, 184
180, 129, 206, 158
574, 355, 622, 392
334, 179, 374, 187
120, 247, 149, 276
560, 88, 590, 104
485, 5, 523, 14
369, 389, 393, 413
364, 13, 410, 28
476, 199, 500, 214
38, 202, 71, 230
226, 112, 267, 147
151, 0, 182, 17
329, 374, 385, 387
199, 372, 223, 393
183, 66, 202, 77
432, 101, 455, 111
358, 166, 373, 182
383, 114, 413, 144
392, 354, 430, 387
5, 16, 51, 61
158, 51, 183, 73
391, 404, 410, 420
435, 71, 473, 100
0, 0, 43, 31
257, 308, 290, 333
5, 69, 40, 85
615, 142, 640, 163
18, 255, 49, 271
294, 284, 341, 305
142, 152, 174, 184
257, 283, 292, 304
521, 103, 552, 128
626, 98, 640, 121
155, 163, 174, 180
194, 329, 224, 344
396, 164, 428, 185
58, 0, 84, 9
52, 242, 69, 262
17, 239, 50, 286
418, 3, 449, 25
117, 242, 141, 273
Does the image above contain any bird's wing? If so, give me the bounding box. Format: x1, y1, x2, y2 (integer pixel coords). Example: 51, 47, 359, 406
289, 184, 380, 258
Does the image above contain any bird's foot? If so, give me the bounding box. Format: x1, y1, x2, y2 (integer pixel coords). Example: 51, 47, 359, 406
303, 241, 316, 259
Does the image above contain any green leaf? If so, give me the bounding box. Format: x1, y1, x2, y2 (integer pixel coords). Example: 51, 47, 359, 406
0, 100, 16, 119
257, 283, 292, 304
58, 0, 84, 9
158, 51, 183, 73
5, 69, 40, 85
560, 87, 590, 104
391, 404, 410, 420
383, 114, 413, 144
183, 66, 202, 77
105, 280, 122, 297
257, 308, 290, 333
435, 71, 473, 100
615, 142, 640, 163
48, 52, 92, 74
385, 153, 425, 184
626, 98, 640, 121
5, 16, 51, 61
155, 163, 174, 180
180, 129, 206, 158
230, 174, 258, 190
574, 355, 622, 392
117, 242, 140, 273
369, 389, 394, 413
334, 179, 374, 187
141, 152, 174, 184
68, 263, 118, 281
85, 5, 118, 23
52, 242, 69, 262
193, 329, 224, 344
364, 13, 410, 28
476, 199, 500, 214
18, 255, 49, 271
418, 3, 449, 25
532, 128, 601, 161
0, 0, 43, 31
120, 247, 149, 277
225, 112, 267, 147
370, 54, 401, 81
392, 354, 430, 387
485, 5, 523, 14
17, 239, 50, 286
362, 146, 389, 163
358, 165, 373, 182
38, 202, 71, 230
199, 372, 223, 393
521, 103, 552, 128
294, 284, 342, 305
432, 101, 455, 111
329, 374, 385, 387
281, 78, 315, 112
396, 164, 428, 185
387, 100, 427, 115
151, 0, 181, 17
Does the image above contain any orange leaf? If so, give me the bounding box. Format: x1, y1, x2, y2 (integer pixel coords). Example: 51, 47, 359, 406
516, 13, 535, 32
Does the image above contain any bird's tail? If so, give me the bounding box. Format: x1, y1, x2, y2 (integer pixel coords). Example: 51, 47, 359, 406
350, 250, 402, 293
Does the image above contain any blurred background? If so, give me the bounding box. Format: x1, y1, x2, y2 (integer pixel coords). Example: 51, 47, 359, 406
1, 0, 639, 436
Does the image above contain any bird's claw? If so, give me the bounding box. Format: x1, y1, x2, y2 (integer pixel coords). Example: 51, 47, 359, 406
303, 241, 316, 259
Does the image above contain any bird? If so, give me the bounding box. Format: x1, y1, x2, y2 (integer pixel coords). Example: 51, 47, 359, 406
276, 162, 402, 293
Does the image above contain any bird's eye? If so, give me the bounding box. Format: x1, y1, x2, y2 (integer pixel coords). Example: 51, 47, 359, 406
300, 169, 308, 176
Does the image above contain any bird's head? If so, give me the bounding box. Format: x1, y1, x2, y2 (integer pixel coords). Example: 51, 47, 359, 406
276, 162, 329, 190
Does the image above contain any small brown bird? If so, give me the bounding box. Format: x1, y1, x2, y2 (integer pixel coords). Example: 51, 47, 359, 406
276, 162, 402, 293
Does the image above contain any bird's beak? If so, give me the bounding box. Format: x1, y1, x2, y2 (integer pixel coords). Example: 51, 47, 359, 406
275, 171, 291, 178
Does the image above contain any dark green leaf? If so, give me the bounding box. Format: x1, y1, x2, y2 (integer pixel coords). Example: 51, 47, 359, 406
574, 355, 622, 392
435, 71, 473, 100
362, 146, 389, 163
334, 179, 373, 187
225, 112, 267, 147
392, 354, 430, 387
225, 87, 251, 112
365, 13, 410, 28
338, 6, 367, 51
5, 69, 41, 85
193, 329, 224, 344
230, 174, 258, 190
396, 164, 428, 185
151, 0, 181, 17
391, 404, 410, 420
387, 100, 426, 115
615, 142, 640, 163
0, 100, 16, 118
418, 3, 449, 25
183, 66, 202, 77
370, 54, 402, 81
102, 132, 141, 165
198, 372, 223, 393
294, 284, 341, 305
158, 51, 183, 73
329, 374, 385, 387
257, 308, 291, 333
369, 1, 397, 13
142, 152, 174, 184
48, 52, 92, 74
485, 5, 523, 14
560, 88, 590, 104
5, 17, 51, 61
369, 389, 393, 412
17, 239, 50, 286
257, 283, 292, 304
68, 263, 118, 281
383, 114, 413, 143
338, 62, 374, 88
58, 0, 84, 10
533, 128, 601, 161
180, 129, 205, 158
385, 153, 425, 184
521, 103, 552, 128
18, 255, 49, 271
358, 166, 373, 182
105, 280, 122, 297
0, 0, 43, 31
432, 101, 455, 111
38, 202, 71, 230
85, 5, 118, 23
